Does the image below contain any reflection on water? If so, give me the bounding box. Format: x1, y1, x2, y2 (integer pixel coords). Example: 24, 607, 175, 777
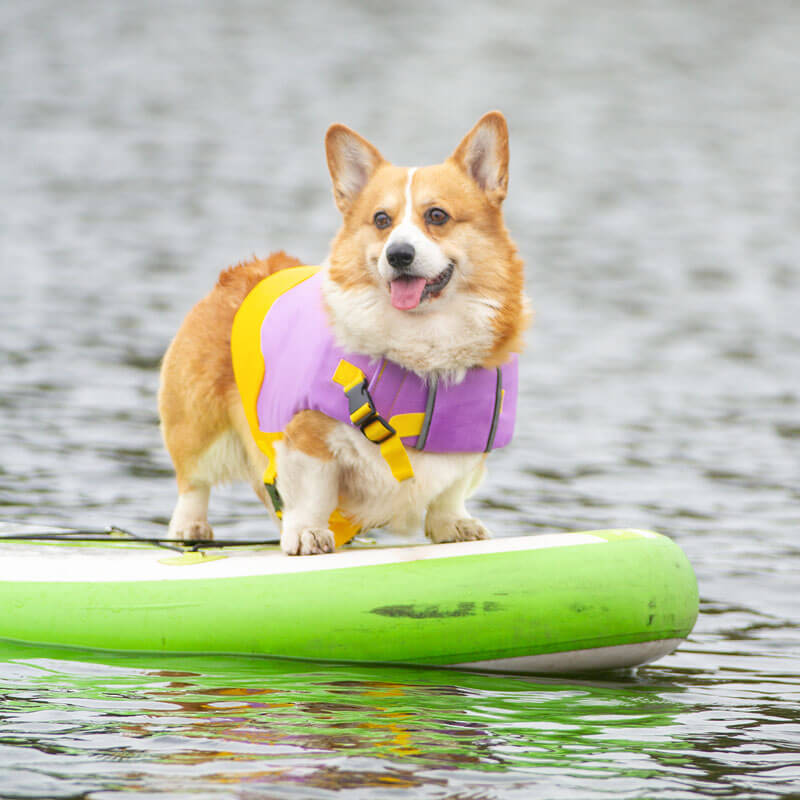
1, 0, 799, 796
2, 642, 797, 799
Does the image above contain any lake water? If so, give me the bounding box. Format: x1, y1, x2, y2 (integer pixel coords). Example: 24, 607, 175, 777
1, 1, 799, 797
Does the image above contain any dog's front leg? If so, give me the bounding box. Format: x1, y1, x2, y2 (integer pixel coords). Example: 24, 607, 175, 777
424, 457, 491, 544
275, 442, 338, 555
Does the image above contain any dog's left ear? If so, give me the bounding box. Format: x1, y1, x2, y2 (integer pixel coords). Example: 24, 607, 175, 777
451, 111, 509, 206
326, 124, 385, 214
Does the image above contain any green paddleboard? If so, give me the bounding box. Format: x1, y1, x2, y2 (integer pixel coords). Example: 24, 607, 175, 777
0, 530, 698, 673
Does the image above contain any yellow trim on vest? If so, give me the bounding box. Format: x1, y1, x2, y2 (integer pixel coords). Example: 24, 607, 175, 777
231, 265, 359, 547
231, 265, 319, 452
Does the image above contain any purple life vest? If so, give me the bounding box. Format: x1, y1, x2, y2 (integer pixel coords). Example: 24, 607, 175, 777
255, 271, 517, 453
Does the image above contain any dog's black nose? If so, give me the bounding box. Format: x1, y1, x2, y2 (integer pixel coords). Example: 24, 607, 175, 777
386, 242, 416, 271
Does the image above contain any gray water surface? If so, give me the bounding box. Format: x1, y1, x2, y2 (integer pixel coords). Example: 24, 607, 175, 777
1, 1, 799, 797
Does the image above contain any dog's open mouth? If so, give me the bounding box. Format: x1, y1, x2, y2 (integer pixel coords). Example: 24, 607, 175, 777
389, 263, 454, 311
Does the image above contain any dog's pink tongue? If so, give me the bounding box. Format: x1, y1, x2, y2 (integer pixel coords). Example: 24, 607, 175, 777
390, 277, 427, 310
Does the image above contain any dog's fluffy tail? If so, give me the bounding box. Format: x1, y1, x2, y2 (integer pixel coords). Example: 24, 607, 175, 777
216, 250, 303, 297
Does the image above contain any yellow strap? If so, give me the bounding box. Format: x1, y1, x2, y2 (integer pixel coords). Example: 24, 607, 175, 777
379, 413, 425, 482
350, 402, 373, 425
378, 434, 413, 482
329, 509, 361, 547
332, 360, 366, 393
332, 361, 428, 483
389, 413, 425, 438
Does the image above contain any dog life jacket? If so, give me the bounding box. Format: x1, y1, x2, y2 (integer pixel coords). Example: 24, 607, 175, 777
230, 266, 518, 546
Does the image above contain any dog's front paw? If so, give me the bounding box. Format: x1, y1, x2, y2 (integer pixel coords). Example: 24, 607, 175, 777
281, 526, 335, 556
425, 514, 491, 544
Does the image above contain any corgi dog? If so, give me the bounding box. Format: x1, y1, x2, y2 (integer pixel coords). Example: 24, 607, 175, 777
158, 111, 530, 555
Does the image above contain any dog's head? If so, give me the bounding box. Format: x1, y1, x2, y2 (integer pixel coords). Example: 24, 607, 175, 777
323, 112, 530, 380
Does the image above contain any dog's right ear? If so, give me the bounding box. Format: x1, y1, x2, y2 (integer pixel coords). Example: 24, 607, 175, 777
325, 124, 385, 214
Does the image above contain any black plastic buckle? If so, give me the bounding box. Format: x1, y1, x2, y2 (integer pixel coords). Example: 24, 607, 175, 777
359, 412, 396, 444
344, 379, 373, 420
345, 379, 396, 444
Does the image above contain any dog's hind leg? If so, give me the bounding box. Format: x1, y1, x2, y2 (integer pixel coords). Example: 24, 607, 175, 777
158, 253, 304, 542
168, 481, 212, 541
163, 423, 250, 541
163, 403, 276, 542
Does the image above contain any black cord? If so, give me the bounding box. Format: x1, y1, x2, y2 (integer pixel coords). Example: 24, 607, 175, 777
0, 525, 280, 553
105, 525, 185, 553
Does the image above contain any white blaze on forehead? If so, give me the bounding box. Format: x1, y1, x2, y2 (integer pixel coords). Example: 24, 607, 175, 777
402, 167, 417, 223
380, 166, 450, 283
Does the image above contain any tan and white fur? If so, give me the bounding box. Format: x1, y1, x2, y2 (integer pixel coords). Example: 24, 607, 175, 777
159, 111, 530, 555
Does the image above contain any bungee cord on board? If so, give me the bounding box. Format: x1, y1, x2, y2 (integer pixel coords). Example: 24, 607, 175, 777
0, 525, 281, 552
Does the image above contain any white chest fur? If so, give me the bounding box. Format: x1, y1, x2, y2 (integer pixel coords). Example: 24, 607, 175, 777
322, 270, 499, 384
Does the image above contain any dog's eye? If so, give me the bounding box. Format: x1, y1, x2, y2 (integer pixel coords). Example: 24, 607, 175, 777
425, 207, 450, 226
373, 211, 392, 230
